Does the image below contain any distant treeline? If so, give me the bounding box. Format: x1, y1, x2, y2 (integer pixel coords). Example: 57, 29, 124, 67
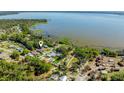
0, 19, 47, 29
1, 11, 124, 16
0, 11, 19, 16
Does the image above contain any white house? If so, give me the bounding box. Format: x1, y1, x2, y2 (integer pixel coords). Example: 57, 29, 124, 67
59, 76, 67, 81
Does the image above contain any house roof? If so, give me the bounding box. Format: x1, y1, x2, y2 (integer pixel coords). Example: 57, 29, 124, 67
31, 51, 38, 55
59, 76, 67, 81
49, 52, 56, 57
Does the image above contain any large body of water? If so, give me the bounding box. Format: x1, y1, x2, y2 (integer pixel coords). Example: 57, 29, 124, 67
0, 12, 124, 48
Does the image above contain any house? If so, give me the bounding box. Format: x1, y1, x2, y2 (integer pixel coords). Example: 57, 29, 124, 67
59, 76, 67, 81
43, 45, 48, 48
36, 49, 43, 53
50, 74, 59, 81
98, 66, 106, 71
26, 53, 34, 57
108, 59, 114, 62
9, 45, 16, 49
56, 53, 61, 56
48, 52, 61, 57
49, 52, 56, 57
31, 51, 39, 56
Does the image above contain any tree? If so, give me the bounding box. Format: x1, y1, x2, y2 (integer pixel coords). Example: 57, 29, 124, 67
0, 60, 30, 81
102, 48, 117, 57
9, 33, 25, 43
56, 46, 68, 57
33, 39, 40, 49
25, 41, 34, 50
21, 24, 30, 34
0, 34, 8, 40
34, 62, 52, 76
21, 49, 30, 55
59, 38, 70, 45
24, 56, 52, 76
10, 51, 20, 60
74, 47, 99, 60
110, 70, 124, 81
30, 30, 43, 39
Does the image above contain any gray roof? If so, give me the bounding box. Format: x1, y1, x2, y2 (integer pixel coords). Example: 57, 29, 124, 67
59, 76, 67, 81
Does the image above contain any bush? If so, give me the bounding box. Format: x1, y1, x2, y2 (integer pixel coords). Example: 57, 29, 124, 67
0, 57, 52, 80
0, 34, 8, 40
9, 33, 26, 44
25, 55, 32, 62
101, 74, 108, 81
74, 47, 99, 60
25, 41, 34, 50
109, 51, 118, 57
27, 56, 52, 76
34, 62, 52, 76
9, 33, 35, 50
21, 24, 30, 34
21, 49, 30, 55
110, 70, 124, 81
0, 60, 31, 81
10, 51, 20, 60
102, 48, 117, 57
33, 39, 40, 49
29, 56, 41, 66
24, 56, 52, 76
44, 39, 54, 47
59, 38, 70, 45
56, 46, 69, 57
30, 30, 43, 39
0, 49, 4, 53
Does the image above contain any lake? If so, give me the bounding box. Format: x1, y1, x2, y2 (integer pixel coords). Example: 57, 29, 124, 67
0, 12, 124, 48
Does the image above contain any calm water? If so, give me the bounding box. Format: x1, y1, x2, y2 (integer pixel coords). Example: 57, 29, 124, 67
1, 12, 124, 48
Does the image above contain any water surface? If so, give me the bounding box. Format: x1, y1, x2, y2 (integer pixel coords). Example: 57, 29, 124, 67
0, 12, 124, 48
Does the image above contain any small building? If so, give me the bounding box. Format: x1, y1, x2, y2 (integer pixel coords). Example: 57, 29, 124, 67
56, 53, 61, 56
59, 76, 67, 81
49, 52, 56, 57
36, 49, 43, 53
31, 51, 39, 56
108, 59, 114, 62
48, 52, 61, 57
26, 53, 34, 57
16, 48, 23, 52
98, 66, 106, 71
50, 74, 59, 81
9, 45, 16, 49
43, 45, 48, 48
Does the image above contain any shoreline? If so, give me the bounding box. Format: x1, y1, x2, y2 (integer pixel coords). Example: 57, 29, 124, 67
0, 19, 124, 81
